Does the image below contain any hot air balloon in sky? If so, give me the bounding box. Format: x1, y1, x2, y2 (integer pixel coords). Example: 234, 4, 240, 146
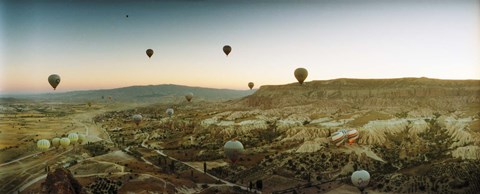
224, 140, 244, 163
294, 68, 308, 85
132, 114, 142, 126
48, 74, 61, 90
185, 93, 193, 102
37, 139, 51, 151
248, 82, 254, 90
223, 45, 231, 56
146, 49, 154, 58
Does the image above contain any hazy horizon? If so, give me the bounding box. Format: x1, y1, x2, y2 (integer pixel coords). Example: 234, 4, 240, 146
1, 0, 479, 93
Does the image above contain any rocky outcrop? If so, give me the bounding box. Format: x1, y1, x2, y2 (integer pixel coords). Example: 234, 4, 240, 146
41, 167, 84, 194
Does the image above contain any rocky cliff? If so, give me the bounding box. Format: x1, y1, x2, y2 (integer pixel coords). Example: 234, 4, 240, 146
41, 168, 84, 194
240, 78, 480, 109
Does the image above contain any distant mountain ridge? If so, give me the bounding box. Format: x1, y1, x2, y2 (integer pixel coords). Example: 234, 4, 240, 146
240, 77, 480, 109
3, 84, 255, 103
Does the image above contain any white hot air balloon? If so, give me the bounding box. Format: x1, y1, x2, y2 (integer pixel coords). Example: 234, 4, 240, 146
351, 170, 371, 191
132, 114, 142, 126
52, 138, 60, 148
166, 108, 174, 117
60, 138, 71, 148
37, 139, 51, 151
68, 133, 79, 144
330, 131, 346, 146
347, 129, 359, 145
224, 140, 244, 163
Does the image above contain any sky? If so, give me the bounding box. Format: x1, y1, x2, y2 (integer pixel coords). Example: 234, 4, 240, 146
0, 0, 479, 93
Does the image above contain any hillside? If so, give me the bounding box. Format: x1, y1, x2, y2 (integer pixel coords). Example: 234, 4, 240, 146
5, 84, 255, 103
240, 77, 480, 109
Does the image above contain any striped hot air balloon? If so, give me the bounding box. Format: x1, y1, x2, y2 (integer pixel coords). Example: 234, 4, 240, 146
331, 131, 346, 146
347, 129, 359, 145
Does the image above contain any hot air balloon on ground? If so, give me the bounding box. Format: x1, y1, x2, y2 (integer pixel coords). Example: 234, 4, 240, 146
223, 45, 232, 56
166, 108, 174, 117
37, 139, 51, 151
132, 114, 142, 126
248, 82, 254, 90
330, 129, 359, 146
331, 131, 346, 147
185, 93, 193, 102
52, 138, 60, 149
294, 68, 308, 85
68, 133, 79, 145
60, 138, 70, 149
351, 170, 370, 192
78, 134, 86, 145
224, 140, 244, 163
347, 129, 359, 144
146, 49, 154, 58
48, 74, 61, 90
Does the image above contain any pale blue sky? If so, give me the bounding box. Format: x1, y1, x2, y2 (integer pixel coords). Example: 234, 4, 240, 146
1, 0, 478, 93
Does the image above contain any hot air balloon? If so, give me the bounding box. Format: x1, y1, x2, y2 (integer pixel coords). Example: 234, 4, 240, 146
223, 45, 231, 56
68, 133, 79, 144
185, 93, 193, 102
351, 170, 370, 191
166, 108, 174, 117
248, 82, 254, 90
37, 139, 51, 151
294, 68, 308, 85
48, 74, 61, 90
132, 114, 142, 126
330, 131, 346, 147
224, 140, 244, 163
60, 138, 70, 148
146, 49, 154, 58
126, 15, 129, 18
78, 134, 86, 144
52, 138, 60, 148
347, 129, 359, 145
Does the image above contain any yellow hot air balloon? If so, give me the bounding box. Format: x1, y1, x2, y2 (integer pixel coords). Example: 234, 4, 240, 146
248, 82, 254, 90
37, 139, 51, 151
223, 45, 231, 56
68, 133, 79, 144
78, 134, 86, 144
60, 138, 70, 148
146, 49, 154, 58
48, 74, 61, 90
185, 93, 193, 102
52, 138, 60, 148
294, 68, 308, 85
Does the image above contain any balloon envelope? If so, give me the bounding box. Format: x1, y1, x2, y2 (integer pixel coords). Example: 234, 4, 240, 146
248, 82, 254, 90
52, 138, 60, 148
185, 93, 193, 102
351, 170, 370, 188
294, 68, 308, 84
223, 45, 231, 56
48, 74, 61, 90
78, 134, 86, 144
133, 114, 142, 126
224, 140, 244, 163
60, 138, 70, 148
37, 139, 51, 151
146, 49, 154, 58
166, 108, 174, 117
68, 133, 79, 144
